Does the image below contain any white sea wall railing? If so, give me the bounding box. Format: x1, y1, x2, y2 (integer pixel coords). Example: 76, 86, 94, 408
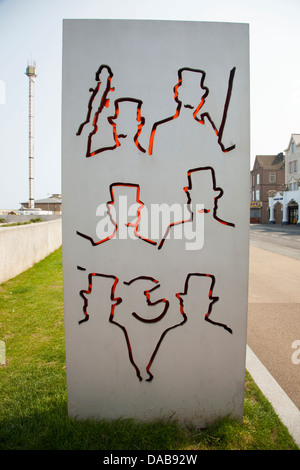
0, 219, 62, 284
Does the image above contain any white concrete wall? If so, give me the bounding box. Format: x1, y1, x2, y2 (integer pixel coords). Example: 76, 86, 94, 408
0, 219, 62, 284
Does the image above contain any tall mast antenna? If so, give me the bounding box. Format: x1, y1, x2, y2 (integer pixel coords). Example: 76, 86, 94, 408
25, 60, 37, 209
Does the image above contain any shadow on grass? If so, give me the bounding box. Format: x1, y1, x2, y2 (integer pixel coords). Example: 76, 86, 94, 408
0, 397, 298, 451
0, 401, 194, 451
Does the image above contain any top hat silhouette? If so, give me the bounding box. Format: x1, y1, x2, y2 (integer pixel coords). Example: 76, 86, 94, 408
107, 98, 146, 151
184, 167, 222, 212
184, 166, 235, 227
176, 68, 209, 108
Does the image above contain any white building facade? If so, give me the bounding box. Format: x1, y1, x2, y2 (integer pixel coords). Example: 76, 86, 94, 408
269, 189, 300, 225
269, 134, 300, 225
285, 134, 300, 190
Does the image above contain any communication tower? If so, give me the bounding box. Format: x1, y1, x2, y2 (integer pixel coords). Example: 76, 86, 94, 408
25, 61, 37, 209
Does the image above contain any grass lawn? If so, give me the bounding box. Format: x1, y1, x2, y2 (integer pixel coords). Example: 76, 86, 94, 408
0, 247, 298, 451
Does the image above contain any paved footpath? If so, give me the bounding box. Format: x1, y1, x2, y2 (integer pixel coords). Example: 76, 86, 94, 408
247, 244, 300, 445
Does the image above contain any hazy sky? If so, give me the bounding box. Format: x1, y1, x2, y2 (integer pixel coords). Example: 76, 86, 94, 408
0, 0, 299, 208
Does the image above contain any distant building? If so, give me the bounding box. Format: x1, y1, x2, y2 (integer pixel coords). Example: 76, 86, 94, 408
268, 134, 300, 225
268, 189, 300, 226
250, 154, 285, 224
285, 134, 300, 190
21, 194, 62, 214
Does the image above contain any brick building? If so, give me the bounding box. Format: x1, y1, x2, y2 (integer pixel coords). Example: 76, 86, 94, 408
21, 194, 62, 214
250, 154, 285, 224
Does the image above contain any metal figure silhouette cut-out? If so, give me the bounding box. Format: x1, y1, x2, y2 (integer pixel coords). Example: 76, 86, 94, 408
148, 67, 236, 155
76, 182, 157, 246
76, 65, 115, 156
78, 268, 232, 382
158, 166, 235, 250
74, 62, 237, 382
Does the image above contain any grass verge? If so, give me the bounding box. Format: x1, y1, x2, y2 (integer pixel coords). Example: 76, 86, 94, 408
0, 247, 298, 450
0, 217, 44, 228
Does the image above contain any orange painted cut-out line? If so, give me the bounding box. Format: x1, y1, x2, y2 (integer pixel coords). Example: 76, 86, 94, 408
77, 182, 157, 246
106, 98, 146, 154
174, 79, 182, 100
78, 270, 142, 381
158, 166, 234, 250
185, 166, 235, 228
198, 209, 210, 214
111, 122, 121, 147
113, 183, 156, 245
109, 276, 143, 381
124, 277, 169, 324
148, 67, 207, 155
158, 217, 191, 250
175, 292, 185, 316
76, 65, 114, 155
148, 129, 156, 156
192, 96, 205, 120
145, 307, 187, 382
78, 272, 121, 324
148, 67, 236, 155
76, 82, 102, 137
176, 273, 232, 334
124, 276, 159, 285
173, 109, 179, 120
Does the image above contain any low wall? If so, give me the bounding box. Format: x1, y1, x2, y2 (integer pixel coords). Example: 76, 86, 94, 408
0, 219, 62, 284
1, 214, 61, 224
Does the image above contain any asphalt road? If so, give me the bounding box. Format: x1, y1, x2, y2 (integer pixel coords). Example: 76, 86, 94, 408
250, 224, 300, 260
248, 224, 300, 410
